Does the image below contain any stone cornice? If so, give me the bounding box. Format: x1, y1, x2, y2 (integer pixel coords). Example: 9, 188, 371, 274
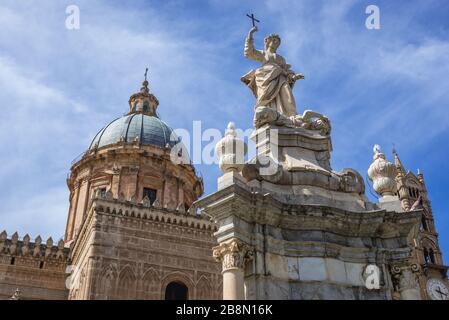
195, 183, 421, 238
68, 144, 203, 196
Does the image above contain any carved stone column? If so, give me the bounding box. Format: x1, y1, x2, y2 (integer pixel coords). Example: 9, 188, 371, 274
213, 238, 253, 300
391, 264, 422, 300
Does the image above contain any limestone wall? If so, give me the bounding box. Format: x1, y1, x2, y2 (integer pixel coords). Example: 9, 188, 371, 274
68, 195, 222, 300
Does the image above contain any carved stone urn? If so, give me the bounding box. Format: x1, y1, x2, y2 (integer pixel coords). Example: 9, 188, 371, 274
368, 145, 397, 197
215, 122, 247, 174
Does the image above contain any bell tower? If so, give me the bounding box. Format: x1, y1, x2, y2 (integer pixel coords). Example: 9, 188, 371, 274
368, 147, 448, 300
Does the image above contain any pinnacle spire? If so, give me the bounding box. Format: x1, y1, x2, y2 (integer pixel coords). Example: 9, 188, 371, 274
392, 146, 411, 211
393, 146, 405, 175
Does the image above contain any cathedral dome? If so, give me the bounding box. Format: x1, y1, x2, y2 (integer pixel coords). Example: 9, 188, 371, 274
88, 73, 180, 151
88, 113, 177, 150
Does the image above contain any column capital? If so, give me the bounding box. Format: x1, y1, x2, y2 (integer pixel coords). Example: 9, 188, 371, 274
391, 263, 421, 293
213, 238, 253, 272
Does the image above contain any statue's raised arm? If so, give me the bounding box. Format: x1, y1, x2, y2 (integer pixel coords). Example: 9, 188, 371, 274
244, 26, 265, 63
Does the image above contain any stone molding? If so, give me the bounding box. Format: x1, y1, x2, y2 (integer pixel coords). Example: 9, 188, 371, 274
198, 184, 422, 238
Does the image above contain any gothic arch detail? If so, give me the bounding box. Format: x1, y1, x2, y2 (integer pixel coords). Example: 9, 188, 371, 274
117, 265, 137, 299
140, 267, 160, 299
196, 275, 212, 300
98, 264, 118, 300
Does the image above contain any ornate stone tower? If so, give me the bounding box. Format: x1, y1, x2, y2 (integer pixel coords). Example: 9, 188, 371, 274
368, 146, 449, 300
369, 148, 448, 300
65, 76, 222, 300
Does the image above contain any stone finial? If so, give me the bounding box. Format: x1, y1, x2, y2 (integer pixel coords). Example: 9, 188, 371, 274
57, 239, 64, 249
9, 288, 21, 300
56, 239, 65, 259
33, 236, 42, 257
0, 231, 7, 253
176, 203, 186, 214
9, 232, 19, 255
35, 235, 42, 245
417, 168, 426, 185
129, 194, 137, 204
45, 237, 53, 257
367, 144, 397, 197
94, 188, 103, 199
22, 234, 30, 256
105, 189, 113, 200
46, 237, 53, 247
142, 195, 151, 207
152, 199, 162, 209
215, 122, 248, 174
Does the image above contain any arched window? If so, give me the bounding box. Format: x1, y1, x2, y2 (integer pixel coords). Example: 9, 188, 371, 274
424, 248, 436, 265
429, 249, 436, 264
165, 281, 188, 300
421, 216, 428, 231
424, 248, 431, 264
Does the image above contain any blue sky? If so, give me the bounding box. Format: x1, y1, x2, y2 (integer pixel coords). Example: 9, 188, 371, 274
0, 0, 448, 259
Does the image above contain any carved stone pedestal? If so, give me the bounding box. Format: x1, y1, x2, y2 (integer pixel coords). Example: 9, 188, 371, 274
196, 120, 424, 299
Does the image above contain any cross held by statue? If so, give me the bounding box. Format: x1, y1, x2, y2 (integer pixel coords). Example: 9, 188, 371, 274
246, 13, 260, 27
144, 68, 148, 81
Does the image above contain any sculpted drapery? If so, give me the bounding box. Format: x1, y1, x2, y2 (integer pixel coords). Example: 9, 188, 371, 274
241, 27, 303, 118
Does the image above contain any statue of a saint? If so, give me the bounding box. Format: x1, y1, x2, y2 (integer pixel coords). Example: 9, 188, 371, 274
241, 26, 304, 118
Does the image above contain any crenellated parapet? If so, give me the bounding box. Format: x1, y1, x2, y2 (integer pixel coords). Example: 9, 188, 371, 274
0, 230, 70, 270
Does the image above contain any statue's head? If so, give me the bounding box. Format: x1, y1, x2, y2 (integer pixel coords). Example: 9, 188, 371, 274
264, 34, 281, 52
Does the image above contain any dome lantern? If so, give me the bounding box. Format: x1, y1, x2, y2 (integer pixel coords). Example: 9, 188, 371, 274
128, 68, 159, 116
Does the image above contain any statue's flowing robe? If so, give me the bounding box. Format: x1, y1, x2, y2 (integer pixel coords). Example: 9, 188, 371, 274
241, 36, 297, 117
